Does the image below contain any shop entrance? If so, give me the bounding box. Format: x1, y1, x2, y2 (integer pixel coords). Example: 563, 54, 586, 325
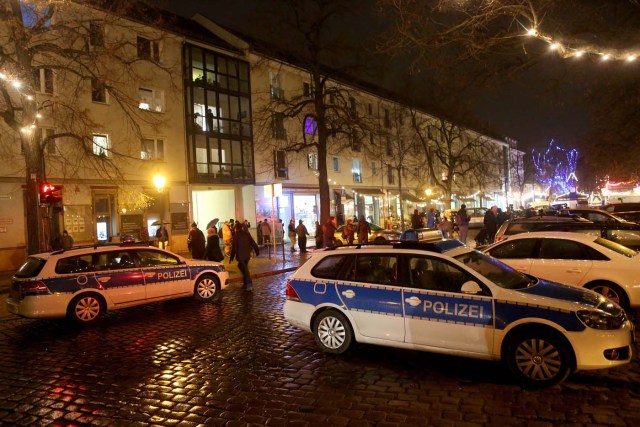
192, 188, 235, 230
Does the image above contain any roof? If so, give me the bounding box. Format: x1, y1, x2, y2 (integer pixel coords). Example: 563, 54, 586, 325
501, 231, 598, 242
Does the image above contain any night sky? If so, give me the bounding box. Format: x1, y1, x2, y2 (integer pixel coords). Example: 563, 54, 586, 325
161, 0, 629, 155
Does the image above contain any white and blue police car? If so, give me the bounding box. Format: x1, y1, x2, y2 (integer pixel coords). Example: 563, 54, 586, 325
7, 244, 229, 324
284, 240, 635, 387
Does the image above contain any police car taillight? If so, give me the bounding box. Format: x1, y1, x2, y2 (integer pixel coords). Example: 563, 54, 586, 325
285, 280, 300, 301
21, 281, 50, 296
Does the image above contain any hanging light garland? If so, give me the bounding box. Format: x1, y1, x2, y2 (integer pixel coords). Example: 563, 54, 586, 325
523, 25, 638, 63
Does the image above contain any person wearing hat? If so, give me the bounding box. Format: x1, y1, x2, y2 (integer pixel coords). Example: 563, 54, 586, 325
295, 219, 309, 253
187, 222, 206, 259
205, 227, 224, 262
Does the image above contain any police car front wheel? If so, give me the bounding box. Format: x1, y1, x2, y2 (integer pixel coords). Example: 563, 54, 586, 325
506, 331, 572, 388
194, 274, 221, 302
313, 310, 353, 354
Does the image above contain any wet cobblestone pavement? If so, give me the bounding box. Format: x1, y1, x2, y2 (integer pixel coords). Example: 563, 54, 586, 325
0, 275, 639, 426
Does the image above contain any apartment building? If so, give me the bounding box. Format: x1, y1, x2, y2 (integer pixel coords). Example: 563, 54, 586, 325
0, 3, 520, 271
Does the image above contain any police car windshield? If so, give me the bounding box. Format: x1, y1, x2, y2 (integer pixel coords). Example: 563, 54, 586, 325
454, 251, 533, 290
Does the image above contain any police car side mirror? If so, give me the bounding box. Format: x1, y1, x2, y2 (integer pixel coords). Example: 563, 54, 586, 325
461, 281, 483, 295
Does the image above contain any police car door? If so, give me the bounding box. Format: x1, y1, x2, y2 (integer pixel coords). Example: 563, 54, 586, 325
529, 238, 592, 286
336, 254, 405, 342
402, 255, 494, 355
92, 250, 145, 305
136, 249, 192, 300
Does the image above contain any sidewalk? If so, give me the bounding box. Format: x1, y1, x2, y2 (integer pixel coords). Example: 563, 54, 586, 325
0, 245, 312, 294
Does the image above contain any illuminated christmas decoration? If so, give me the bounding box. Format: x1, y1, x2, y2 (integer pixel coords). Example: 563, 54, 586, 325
524, 25, 639, 63
532, 140, 579, 196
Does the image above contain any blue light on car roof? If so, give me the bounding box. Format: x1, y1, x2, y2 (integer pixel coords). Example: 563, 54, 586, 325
435, 239, 465, 251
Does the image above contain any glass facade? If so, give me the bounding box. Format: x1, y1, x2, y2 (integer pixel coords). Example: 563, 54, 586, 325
184, 44, 254, 184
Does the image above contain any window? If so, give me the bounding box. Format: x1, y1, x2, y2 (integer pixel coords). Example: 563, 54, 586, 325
311, 255, 348, 280
406, 256, 473, 293
39, 128, 57, 155
352, 159, 362, 183
308, 153, 318, 170
137, 36, 160, 61
384, 108, 390, 128
350, 130, 361, 152
387, 164, 394, 184
272, 113, 286, 139
303, 82, 314, 97
270, 72, 283, 99
138, 88, 164, 112
89, 21, 104, 48
371, 161, 378, 176
137, 250, 180, 267
304, 116, 317, 135
489, 239, 538, 259
347, 255, 397, 285
91, 78, 107, 103
332, 157, 340, 172
141, 138, 164, 161
385, 137, 393, 156
538, 239, 587, 260
55, 254, 93, 274
92, 133, 110, 157
33, 68, 53, 94
274, 150, 288, 179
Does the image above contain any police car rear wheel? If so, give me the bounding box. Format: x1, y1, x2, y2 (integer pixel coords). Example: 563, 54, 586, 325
194, 275, 221, 302
68, 293, 103, 324
313, 310, 353, 354
506, 332, 571, 388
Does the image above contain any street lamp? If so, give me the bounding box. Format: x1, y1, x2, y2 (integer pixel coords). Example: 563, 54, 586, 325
153, 175, 166, 192
425, 188, 433, 197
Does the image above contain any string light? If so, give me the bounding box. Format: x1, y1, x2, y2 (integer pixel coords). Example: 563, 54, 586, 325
524, 25, 638, 63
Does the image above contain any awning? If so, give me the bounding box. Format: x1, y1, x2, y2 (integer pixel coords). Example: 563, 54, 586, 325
353, 188, 385, 196
401, 192, 423, 203
334, 190, 354, 200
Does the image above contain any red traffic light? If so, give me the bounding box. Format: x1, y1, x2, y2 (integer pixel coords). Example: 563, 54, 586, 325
39, 182, 62, 204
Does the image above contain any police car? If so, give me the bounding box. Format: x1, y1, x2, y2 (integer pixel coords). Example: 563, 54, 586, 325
283, 240, 634, 387
7, 244, 229, 324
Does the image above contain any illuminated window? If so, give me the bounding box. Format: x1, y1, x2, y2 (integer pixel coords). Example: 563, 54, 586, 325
92, 133, 110, 157
138, 88, 165, 112
352, 159, 362, 183
141, 138, 164, 161
333, 157, 340, 172
308, 153, 318, 170
304, 116, 317, 135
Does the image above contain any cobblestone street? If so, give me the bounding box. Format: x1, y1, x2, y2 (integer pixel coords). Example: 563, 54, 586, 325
0, 274, 639, 426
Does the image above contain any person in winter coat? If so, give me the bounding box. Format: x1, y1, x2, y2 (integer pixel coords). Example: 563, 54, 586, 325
357, 219, 371, 244
314, 221, 323, 249
483, 205, 499, 244
187, 222, 206, 259
456, 204, 470, 244
296, 219, 309, 253
229, 222, 260, 291
287, 219, 297, 251
343, 219, 355, 244
322, 216, 337, 248
61, 230, 74, 250
204, 227, 224, 262
260, 219, 272, 244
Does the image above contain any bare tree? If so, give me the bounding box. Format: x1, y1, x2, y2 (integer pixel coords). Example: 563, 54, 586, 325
0, 0, 179, 253
251, 0, 375, 225
410, 110, 501, 208
509, 148, 535, 208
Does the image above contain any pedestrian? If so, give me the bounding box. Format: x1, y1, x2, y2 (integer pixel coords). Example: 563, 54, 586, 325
229, 222, 260, 292
343, 219, 355, 244
288, 219, 297, 251
438, 216, 453, 239
275, 218, 284, 243
156, 226, 168, 249
456, 204, 470, 244
296, 219, 309, 253
243, 219, 251, 231
427, 208, 436, 228
256, 219, 263, 245
206, 218, 219, 230
357, 219, 371, 244
222, 220, 233, 258
139, 226, 149, 244
260, 219, 272, 244
410, 209, 422, 229
205, 227, 224, 262
314, 220, 323, 249
187, 222, 206, 259
483, 205, 499, 244
322, 216, 337, 248
497, 208, 509, 227
61, 230, 74, 250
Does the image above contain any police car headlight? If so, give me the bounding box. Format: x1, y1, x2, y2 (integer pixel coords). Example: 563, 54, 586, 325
577, 309, 624, 330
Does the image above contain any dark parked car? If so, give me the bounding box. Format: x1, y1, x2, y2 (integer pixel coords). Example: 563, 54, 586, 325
614, 211, 640, 224
603, 203, 640, 213
495, 217, 640, 250
558, 209, 631, 223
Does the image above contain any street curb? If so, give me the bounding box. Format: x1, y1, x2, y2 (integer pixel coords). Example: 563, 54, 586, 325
227, 266, 298, 284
